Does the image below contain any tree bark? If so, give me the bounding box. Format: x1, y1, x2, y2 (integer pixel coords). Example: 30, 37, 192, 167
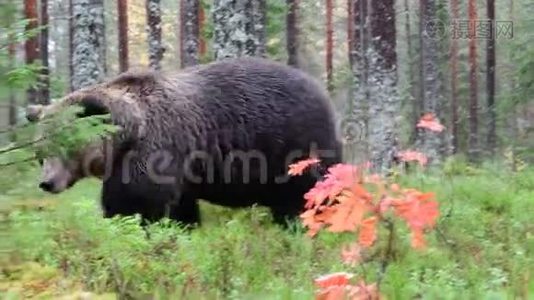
199, 4, 207, 58
70, 0, 106, 91
39, 0, 50, 105
286, 0, 299, 67
117, 0, 129, 73
450, 0, 459, 153
405, 0, 419, 144
24, 0, 39, 104
180, 0, 200, 68
468, 0, 478, 161
345, 0, 370, 164
486, 0, 496, 154
325, 0, 334, 91
253, 0, 267, 57
212, 0, 265, 60
416, 0, 443, 164
146, 0, 164, 70
367, 0, 399, 172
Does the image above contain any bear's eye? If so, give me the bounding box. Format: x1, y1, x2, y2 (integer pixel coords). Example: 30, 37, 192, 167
37, 158, 44, 166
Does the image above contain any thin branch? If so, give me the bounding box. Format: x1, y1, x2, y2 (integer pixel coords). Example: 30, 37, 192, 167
0, 156, 36, 167
377, 219, 395, 287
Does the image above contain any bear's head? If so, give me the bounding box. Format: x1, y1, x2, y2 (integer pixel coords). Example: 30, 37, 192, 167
26, 95, 110, 193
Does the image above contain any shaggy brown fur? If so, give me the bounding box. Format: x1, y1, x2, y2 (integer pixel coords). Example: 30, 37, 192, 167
28, 58, 342, 226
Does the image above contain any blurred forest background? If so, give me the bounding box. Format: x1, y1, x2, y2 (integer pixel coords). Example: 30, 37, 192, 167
1, 0, 533, 169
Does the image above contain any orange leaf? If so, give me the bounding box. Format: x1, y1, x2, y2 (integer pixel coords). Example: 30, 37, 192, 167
411, 228, 427, 249
314, 272, 354, 289
397, 150, 428, 167
288, 157, 321, 176
417, 113, 445, 132
358, 217, 377, 247
315, 286, 347, 300
326, 199, 368, 233
300, 209, 323, 237
348, 281, 380, 300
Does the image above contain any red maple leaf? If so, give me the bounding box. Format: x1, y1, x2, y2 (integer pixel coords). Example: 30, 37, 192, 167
392, 190, 439, 249
417, 113, 445, 132
314, 272, 354, 289
288, 157, 321, 176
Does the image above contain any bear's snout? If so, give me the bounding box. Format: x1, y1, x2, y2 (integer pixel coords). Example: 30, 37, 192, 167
39, 181, 55, 193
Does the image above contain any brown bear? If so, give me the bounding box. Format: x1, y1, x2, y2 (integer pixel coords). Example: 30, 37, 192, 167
27, 58, 342, 226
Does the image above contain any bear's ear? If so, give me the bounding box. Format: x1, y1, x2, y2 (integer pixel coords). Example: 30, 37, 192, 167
76, 95, 109, 118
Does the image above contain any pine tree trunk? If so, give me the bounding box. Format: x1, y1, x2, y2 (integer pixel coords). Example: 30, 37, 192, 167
70, 0, 106, 91
346, 0, 369, 164
405, 0, 418, 144
486, 0, 496, 154
117, 0, 129, 72
24, 0, 39, 104
450, 0, 459, 153
253, 0, 267, 57
468, 0, 478, 161
325, 0, 334, 91
286, 0, 299, 67
146, 0, 164, 70
199, 4, 207, 58
180, 0, 200, 68
212, 0, 265, 60
69, 0, 74, 91
39, 0, 50, 105
416, 0, 443, 164
367, 0, 399, 172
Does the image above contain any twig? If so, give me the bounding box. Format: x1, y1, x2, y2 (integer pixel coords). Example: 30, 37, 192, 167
377, 219, 395, 288
0, 156, 36, 167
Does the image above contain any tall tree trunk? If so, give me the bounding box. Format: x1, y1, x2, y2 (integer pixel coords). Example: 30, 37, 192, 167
416, 0, 443, 164
117, 0, 129, 72
467, 0, 478, 161
325, 0, 334, 91
367, 0, 399, 172
405, 0, 418, 144
286, 0, 299, 66
212, 0, 265, 60
69, 0, 74, 91
486, 0, 496, 154
253, 0, 267, 57
24, 0, 39, 104
199, 3, 207, 59
146, 0, 164, 70
39, 0, 50, 105
347, 0, 354, 67
346, 0, 369, 164
71, 0, 106, 91
450, 0, 459, 153
180, 0, 200, 68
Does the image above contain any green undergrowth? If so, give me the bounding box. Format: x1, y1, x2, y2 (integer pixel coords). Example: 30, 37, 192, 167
1, 162, 533, 299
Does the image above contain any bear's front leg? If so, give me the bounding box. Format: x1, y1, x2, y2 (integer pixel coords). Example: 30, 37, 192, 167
168, 192, 201, 228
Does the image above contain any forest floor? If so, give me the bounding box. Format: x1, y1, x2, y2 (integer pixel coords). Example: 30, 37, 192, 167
1, 159, 533, 299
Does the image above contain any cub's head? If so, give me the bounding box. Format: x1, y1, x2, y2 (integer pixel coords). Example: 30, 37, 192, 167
27, 95, 109, 194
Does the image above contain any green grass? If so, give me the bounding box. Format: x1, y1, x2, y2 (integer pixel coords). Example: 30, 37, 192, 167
1, 162, 533, 299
